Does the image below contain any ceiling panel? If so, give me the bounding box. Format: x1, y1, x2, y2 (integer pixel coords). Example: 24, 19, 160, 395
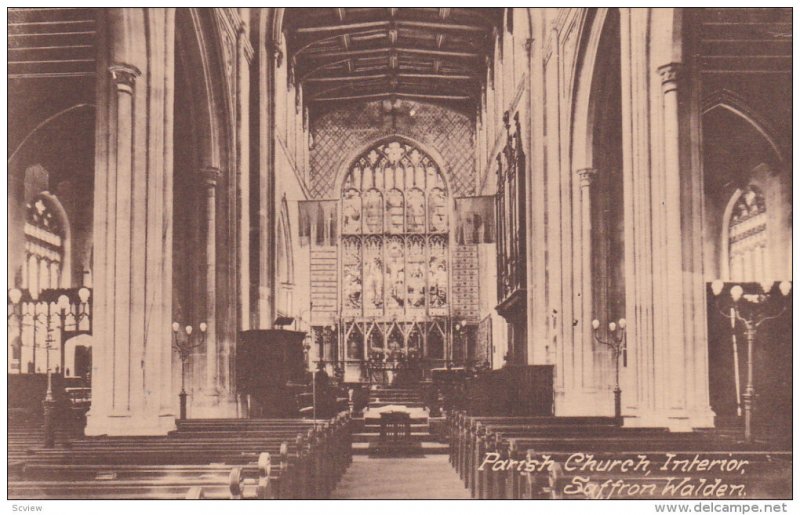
284, 7, 502, 113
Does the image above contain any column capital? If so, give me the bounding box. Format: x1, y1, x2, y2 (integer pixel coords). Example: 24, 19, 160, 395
657, 62, 683, 92
200, 167, 221, 188
576, 168, 597, 187
109, 63, 141, 92
268, 40, 283, 67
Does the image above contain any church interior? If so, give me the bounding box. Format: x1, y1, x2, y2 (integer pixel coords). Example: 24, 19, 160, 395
7, 7, 793, 500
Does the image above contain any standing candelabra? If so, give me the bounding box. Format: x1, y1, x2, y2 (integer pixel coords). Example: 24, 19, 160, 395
42, 331, 58, 448
172, 321, 208, 420
591, 317, 627, 424
711, 280, 791, 442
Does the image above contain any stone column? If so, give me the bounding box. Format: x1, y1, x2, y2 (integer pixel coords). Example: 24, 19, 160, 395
576, 168, 597, 391
526, 35, 549, 366
237, 23, 253, 331
201, 167, 221, 396
85, 8, 177, 436
258, 40, 280, 328
657, 63, 688, 418
110, 63, 140, 416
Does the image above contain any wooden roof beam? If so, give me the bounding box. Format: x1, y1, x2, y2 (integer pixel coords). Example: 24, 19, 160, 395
312, 92, 472, 102
290, 20, 489, 59
293, 19, 487, 36
294, 20, 389, 34
304, 71, 476, 83
303, 46, 481, 61
291, 28, 387, 59
399, 20, 487, 33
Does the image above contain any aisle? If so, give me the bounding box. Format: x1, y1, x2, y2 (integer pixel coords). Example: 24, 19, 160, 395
331, 455, 471, 499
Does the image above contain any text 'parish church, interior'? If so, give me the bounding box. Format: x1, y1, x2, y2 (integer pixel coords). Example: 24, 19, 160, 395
7, 8, 792, 500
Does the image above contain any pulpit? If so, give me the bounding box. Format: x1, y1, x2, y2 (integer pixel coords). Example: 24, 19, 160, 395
237, 329, 306, 417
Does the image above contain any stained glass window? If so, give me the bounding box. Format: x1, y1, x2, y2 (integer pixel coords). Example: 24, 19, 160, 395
363, 236, 384, 315
385, 236, 405, 313
342, 237, 362, 315
386, 189, 404, 233
339, 141, 450, 360
728, 185, 768, 281
342, 189, 361, 234
22, 196, 64, 297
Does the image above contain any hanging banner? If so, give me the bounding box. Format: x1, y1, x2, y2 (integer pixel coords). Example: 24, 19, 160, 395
299, 200, 338, 247
455, 196, 495, 244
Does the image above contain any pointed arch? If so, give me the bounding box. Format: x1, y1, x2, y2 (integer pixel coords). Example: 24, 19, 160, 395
334, 135, 451, 197
22, 188, 72, 290
175, 8, 231, 170
277, 195, 294, 284
702, 89, 784, 165
571, 8, 613, 170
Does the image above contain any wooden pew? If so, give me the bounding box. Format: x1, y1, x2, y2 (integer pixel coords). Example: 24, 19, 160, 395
447, 411, 790, 500
527, 452, 792, 500
447, 412, 617, 496
226, 412, 353, 499
10, 463, 233, 499
11, 413, 352, 500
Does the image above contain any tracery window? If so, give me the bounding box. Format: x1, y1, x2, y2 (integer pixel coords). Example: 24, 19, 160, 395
340, 141, 450, 358
728, 185, 768, 281
22, 196, 64, 297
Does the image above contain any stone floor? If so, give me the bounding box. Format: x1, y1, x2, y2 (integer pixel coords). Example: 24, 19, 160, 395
331, 455, 470, 499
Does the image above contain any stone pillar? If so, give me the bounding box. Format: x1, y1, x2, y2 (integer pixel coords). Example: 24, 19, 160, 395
111, 63, 140, 416
615, 14, 714, 429
237, 23, 253, 331
201, 167, 221, 396
86, 8, 177, 436
258, 40, 280, 328
657, 63, 687, 419
576, 168, 597, 390
526, 34, 549, 366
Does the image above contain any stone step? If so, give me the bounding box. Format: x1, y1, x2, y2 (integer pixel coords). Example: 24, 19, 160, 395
351, 441, 450, 455
360, 417, 428, 432
352, 432, 434, 443
363, 422, 429, 431
367, 401, 425, 408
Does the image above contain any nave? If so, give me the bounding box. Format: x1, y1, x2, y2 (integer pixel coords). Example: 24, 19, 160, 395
7, 7, 793, 501
9, 381, 791, 500
331, 456, 470, 499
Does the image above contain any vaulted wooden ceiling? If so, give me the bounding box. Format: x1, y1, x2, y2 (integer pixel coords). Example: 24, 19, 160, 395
283, 8, 503, 114
8, 8, 97, 79
698, 8, 791, 75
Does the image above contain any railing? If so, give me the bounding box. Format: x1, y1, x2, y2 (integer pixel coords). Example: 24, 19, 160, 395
8, 287, 93, 447
323, 358, 486, 384
7, 287, 92, 376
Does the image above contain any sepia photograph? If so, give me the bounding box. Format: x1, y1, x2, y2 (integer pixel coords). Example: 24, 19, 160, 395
4, 5, 794, 506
